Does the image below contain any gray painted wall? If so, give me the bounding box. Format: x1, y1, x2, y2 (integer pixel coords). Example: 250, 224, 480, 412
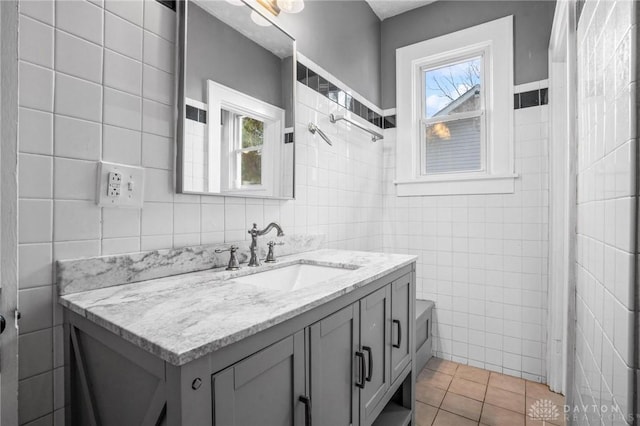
277, 1, 382, 106
186, 2, 285, 107
380, 1, 556, 109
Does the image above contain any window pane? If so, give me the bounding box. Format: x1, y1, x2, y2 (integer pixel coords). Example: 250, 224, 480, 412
241, 150, 262, 185
241, 117, 264, 148
424, 57, 481, 119
424, 117, 481, 174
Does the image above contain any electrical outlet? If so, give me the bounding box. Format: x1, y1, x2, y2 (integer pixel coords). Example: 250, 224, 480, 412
109, 172, 122, 184
107, 171, 122, 198
108, 186, 120, 197
97, 162, 145, 208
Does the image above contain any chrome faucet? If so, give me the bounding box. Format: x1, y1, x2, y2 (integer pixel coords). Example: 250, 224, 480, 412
248, 223, 284, 267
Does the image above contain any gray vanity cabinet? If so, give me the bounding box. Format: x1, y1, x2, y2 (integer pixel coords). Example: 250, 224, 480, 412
390, 275, 412, 383
309, 304, 360, 426
359, 286, 392, 424
309, 281, 409, 426
65, 263, 416, 426
211, 331, 305, 426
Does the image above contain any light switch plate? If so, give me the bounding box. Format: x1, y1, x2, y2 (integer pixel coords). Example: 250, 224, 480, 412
96, 162, 145, 208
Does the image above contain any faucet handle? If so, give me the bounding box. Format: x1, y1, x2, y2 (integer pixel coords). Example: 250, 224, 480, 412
215, 245, 238, 254
215, 245, 240, 270
265, 241, 284, 263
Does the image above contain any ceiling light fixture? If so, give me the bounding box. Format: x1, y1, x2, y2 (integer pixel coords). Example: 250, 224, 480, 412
255, 0, 304, 16
276, 0, 304, 13
250, 0, 303, 28
256, 0, 280, 16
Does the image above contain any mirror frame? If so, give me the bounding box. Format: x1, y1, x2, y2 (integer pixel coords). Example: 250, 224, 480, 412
175, 0, 297, 200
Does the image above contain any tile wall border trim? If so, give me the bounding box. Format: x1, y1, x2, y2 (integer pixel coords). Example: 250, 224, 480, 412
514, 88, 549, 110
296, 53, 396, 129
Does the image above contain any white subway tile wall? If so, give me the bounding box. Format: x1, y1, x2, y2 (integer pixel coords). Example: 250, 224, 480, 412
571, 0, 637, 424
16, 1, 384, 423
382, 87, 550, 382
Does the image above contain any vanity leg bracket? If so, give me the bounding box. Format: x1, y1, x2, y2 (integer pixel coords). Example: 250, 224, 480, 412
70, 326, 100, 426
141, 381, 167, 426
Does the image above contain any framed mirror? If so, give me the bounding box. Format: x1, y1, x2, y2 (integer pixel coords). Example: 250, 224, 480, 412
177, 0, 296, 199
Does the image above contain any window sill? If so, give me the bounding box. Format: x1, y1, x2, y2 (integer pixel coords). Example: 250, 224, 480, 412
394, 174, 518, 196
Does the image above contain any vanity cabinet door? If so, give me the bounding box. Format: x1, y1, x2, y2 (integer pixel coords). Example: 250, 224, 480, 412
309, 303, 360, 426
390, 274, 412, 383
359, 285, 391, 423
211, 332, 305, 426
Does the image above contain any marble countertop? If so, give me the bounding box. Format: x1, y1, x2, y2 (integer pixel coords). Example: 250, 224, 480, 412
59, 249, 416, 366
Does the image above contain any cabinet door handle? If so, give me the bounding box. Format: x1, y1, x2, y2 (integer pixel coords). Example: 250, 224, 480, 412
355, 351, 365, 389
392, 319, 402, 349
299, 395, 311, 426
362, 346, 372, 382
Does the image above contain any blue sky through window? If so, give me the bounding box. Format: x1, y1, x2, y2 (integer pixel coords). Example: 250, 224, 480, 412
424, 57, 481, 118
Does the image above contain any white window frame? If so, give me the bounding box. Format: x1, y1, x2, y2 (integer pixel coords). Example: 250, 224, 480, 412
395, 16, 516, 196
207, 80, 284, 197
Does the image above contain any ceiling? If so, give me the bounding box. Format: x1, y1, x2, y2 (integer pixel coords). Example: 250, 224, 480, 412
365, 0, 436, 20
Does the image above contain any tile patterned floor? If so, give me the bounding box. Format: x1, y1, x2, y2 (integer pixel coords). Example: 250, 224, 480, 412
416, 358, 566, 426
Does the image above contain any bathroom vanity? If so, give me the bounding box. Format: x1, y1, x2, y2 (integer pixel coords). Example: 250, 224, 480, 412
58, 248, 416, 426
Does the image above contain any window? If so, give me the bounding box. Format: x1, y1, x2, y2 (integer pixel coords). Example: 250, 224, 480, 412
422, 55, 484, 175
239, 116, 264, 186
207, 81, 284, 196
223, 112, 264, 187
395, 16, 516, 196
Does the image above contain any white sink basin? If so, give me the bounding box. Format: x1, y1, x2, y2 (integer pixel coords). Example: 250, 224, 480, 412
234, 263, 356, 292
